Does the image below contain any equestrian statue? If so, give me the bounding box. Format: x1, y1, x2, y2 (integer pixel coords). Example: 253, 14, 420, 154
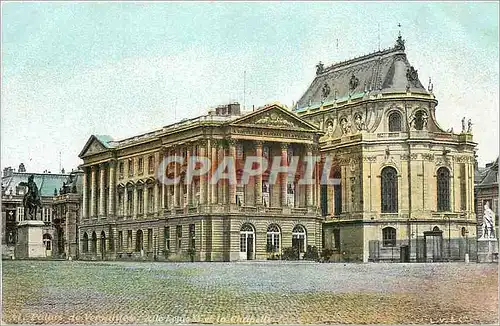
19, 175, 42, 220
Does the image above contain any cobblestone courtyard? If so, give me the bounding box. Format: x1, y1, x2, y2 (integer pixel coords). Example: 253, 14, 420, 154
2, 260, 498, 324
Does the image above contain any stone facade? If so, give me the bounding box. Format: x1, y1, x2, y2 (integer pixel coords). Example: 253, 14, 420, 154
296, 36, 477, 262
78, 103, 324, 261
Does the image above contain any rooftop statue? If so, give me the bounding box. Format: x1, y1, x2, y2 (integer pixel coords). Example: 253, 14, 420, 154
19, 175, 42, 220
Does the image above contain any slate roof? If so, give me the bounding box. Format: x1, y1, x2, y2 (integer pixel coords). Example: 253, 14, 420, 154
296, 36, 429, 110
1, 172, 69, 198
477, 158, 498, 187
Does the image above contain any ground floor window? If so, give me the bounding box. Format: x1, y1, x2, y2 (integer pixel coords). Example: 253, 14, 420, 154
164, 227, 170, 250
43, 233, 52, 251
382, 227, 396, 247
266, 224, 281, 252
240, 223, 254, 253
118, 231, 123, 251
292, 225, 306, 253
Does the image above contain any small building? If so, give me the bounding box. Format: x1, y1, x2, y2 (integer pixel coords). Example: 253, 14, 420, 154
475, 158, 499, 237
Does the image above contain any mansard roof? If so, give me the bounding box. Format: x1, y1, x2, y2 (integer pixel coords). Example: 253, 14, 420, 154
296, 36, 429, 110
477, 157, 499, 187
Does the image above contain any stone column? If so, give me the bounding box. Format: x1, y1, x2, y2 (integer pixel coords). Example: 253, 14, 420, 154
173, 146, 179, 208
199, 140, 207, 205
281, 143, 288, 207
155, 182, 160, 216
306, 145, 314, 207
186, 143, 191, 207
161, 148, 166, 210
82, 167, 88, 219
90, 166, 97, 217
228, 140, 237, 205
211, 141, 218, 204
144, 186, 149, 217
218, 144, 225, 204
108, 160, 116, 217
133, 186, 138, 219
206, 139, 212, 205
99, 164, 106, 217
124, 187, 129, 218
255, 141, 263, 206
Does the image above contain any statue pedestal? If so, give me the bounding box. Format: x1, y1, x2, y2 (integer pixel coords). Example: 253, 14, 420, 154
477, 238, 498, 263
15, 220, 46, 259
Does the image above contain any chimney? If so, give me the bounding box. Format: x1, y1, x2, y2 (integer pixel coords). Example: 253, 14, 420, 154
18, 163, 26, 173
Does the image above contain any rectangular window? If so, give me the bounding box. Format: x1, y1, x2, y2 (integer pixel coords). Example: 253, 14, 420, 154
138, 158, 144, 174
147, 229, 153, 251
128, 159, 134, 176
333, 229, 340, 249
240, 234, 247, 252
118, 231, 123, 251
119, 162, 124, 178
189, 224, 195, 249
127, 230, 132, 250
176, 225, 182, 251
137, 189, 144, 214
164, 227, 170, 250
148, 156, 155, 174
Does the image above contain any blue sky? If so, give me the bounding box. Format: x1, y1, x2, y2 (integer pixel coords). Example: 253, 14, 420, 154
2, 1, 498, 172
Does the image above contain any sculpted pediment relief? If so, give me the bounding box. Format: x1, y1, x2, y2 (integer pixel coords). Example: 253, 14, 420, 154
231, 105, 318, 131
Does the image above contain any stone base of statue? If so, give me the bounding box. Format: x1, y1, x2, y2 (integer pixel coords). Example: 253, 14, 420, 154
15, 220, 46, 259
477, 237, 499, 263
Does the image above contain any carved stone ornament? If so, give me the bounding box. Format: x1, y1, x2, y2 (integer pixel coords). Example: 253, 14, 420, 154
321, 83, 331, 99
394, 35, 405, 51
255, 112, 295, 127
316, 61, 324, 75
349, 74, 359, 91
410, 110, 428, 130
340, 117, 351, 135
406, 66, 419, 87
325, 120, 334, 138
353, 112, 365, 131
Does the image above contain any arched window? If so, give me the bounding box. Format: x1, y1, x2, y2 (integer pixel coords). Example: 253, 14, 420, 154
240, 223, 255, 259
381, 167, 398, 213
91, 232, 97, 253
388, 112, 402, 132
437, 167, 450, 211
82, 232, 89, 253
382, 227, 396, 247
136, 230, 143, 252
266, 224, 281, 252
292, 225, 307, 253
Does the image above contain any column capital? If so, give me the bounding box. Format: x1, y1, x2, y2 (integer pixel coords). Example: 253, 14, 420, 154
108, 159, 117, 167
227, 138, 237, 147
280, 142, 289, 151
254, 140, 263, 148
90, 165, 97, 172
198, 139, 208, 146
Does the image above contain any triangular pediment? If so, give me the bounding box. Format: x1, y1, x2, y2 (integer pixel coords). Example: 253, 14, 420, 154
230, 103, 319, 131
79, 135, 113, 158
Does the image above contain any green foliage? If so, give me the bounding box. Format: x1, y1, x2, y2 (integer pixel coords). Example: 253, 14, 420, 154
281, 247, 299, 260
303, 245, 319, 261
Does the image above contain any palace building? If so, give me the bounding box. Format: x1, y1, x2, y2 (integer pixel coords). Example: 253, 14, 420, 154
77, 35, 479, 262
295, 36, 478, 262
78, 103, 324, 261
